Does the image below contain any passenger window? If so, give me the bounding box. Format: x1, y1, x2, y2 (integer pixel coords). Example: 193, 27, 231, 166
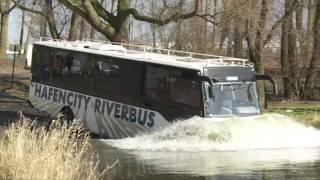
42, 50, 94, 92
60, 54, 88, 75
94, 56, 141, 105
31, 46, 44, 81
96, 61, 119, 77
144, 66, 171, 101
169, 77, 200, 107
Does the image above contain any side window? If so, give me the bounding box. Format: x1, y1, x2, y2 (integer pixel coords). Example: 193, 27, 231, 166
48, 52, 66, 78
42, 50, 94, 92
62, 53, 93, 92
94, 56, 141, 104
144, 65, 200, 107
60, 53, 89, 75
96, 60, 119, 78
31, 46, 42, 81
169, 77, 200, 107
40, 47, 51, 82
144, 66, 171, 101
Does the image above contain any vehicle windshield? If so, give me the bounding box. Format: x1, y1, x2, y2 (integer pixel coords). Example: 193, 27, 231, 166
204, 82, 260, 117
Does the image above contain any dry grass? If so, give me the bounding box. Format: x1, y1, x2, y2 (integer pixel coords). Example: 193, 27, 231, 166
0, 115, 115, 180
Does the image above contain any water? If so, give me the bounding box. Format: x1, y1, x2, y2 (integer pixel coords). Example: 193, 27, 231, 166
91, 113, 320, 179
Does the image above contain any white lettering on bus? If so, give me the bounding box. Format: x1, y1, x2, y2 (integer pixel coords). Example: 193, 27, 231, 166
33, 83, 155, 128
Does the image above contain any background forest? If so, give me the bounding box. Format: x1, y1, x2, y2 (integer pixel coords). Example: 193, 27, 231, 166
0, 0, 319, 105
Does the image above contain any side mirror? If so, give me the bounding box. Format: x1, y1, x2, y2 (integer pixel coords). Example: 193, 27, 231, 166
199, 76, 213, 85
208, 85, 214, 99
256, 74, 278, 96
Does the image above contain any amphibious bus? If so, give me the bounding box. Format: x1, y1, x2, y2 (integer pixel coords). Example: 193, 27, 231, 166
29, 38, 277, 138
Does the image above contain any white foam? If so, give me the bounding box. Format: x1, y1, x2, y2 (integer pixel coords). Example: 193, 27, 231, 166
105, 113, 320, 152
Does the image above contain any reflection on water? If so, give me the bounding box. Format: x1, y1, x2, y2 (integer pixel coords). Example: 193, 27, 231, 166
93, 142, 320, 180
92, 114, 320, 179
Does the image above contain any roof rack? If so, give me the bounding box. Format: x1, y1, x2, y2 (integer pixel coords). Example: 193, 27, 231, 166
39, 37, 253, 67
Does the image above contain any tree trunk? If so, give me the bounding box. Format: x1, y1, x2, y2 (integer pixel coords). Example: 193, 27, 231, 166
305, 0, 316, 62
226, 35, 233, 56
296, 2, 304, 37
19, 4, 25, 55
295, 2, 304, 96
247, 26, 265, 110
111, 0, 131, 43
280, 0, 290, 99
0, 12, 9, 58
80, 19, 85, 40
90, 27, 96, 39
203, 0, 209, 53
255, 42, 266, 110
304, 0, 320, 99
45, 0, 59, 39
0, 0, 12, 58
273, 0, 300, 99
111, 19, 129, 43
233, 24, 242, 58
192, 0, 203, 52
40, 16, 47, 37
150, 0, 156, 48
68, 12, 81, 41
219, 23, 230, 52
288, 15, 298, 98
211, 0, 217, 49
175, 0, 184, 50
253, 0, 268, 110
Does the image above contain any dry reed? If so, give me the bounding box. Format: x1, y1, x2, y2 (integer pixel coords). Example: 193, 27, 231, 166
0, 115, 112, 180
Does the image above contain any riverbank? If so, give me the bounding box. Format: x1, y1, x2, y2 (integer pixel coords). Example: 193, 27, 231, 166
0, 59, 50, 127
268, 102, 320, 128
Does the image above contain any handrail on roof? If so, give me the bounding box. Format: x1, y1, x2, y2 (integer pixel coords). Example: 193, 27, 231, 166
39, 37, 253, 67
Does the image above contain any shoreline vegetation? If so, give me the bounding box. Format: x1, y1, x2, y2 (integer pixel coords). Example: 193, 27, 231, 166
0, 114, 117, 180
268, 102, 320, 128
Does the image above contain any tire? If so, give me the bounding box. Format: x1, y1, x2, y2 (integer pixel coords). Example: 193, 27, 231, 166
45, 106, 74, 130
59, 106, 75, 123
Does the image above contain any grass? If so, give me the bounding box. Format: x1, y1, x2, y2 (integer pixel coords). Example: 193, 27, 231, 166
0, 115, 117, 180
268, 102, 320, 128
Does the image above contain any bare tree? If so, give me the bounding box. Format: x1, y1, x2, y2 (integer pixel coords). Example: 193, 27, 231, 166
304, 0, 320, 99
281, 0, 293, 99
0, 0, 16, 58
68, 12, 81, 40
13, 0, 71, 39
244, 0, 299, 108
58, 0, 199, 42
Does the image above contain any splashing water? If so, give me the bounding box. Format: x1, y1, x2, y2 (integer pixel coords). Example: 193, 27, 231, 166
105, 113, 320, 152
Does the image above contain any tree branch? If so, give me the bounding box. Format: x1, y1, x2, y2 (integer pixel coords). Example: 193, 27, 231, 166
11, 0, 44, 16
195, 11, 223, 25
81, 0, 115, 39
3, 3, 16, 15
263, 0, 300, 45
90, 0, 116, 26
58, 0, 87, 17
123, 0, 199, 26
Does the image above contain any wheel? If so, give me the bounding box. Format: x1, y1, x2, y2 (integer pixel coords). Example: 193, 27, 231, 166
45, 106, 74, 130
58, 106, 75, 123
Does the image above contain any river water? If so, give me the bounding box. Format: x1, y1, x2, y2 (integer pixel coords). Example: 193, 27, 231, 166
91, 113, 320, 179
